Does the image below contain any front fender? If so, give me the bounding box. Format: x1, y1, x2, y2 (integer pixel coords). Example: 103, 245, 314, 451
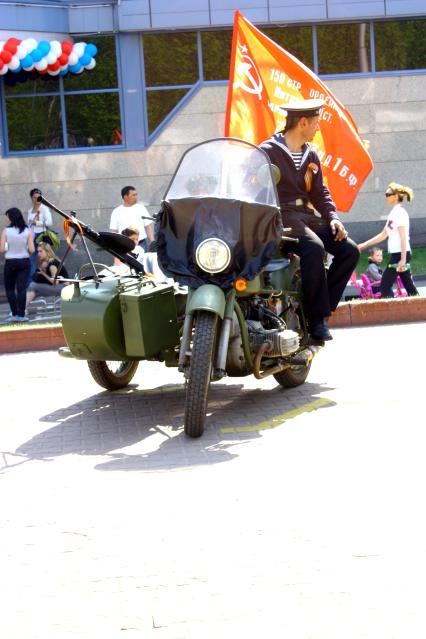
186, 285, 226, 320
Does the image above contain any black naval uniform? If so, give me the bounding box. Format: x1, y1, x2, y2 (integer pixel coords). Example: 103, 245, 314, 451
261, 132, 359, 322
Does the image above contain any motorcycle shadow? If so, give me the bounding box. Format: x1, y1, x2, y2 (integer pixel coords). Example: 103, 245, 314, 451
17, 379, 336, 472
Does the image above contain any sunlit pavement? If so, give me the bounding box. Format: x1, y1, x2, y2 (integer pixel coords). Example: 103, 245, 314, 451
1, 322, 426, 638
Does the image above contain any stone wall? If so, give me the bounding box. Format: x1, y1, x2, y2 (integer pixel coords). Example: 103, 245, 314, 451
1, 73, 425, 288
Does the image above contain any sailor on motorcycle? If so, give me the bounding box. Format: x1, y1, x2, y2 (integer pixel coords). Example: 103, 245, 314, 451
261, 99, 359, 341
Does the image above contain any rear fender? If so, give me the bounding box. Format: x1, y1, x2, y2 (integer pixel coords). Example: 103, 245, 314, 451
186, 285, 226, 319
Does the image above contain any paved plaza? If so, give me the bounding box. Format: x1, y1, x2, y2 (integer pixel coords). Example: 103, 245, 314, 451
1, 322, 426, 638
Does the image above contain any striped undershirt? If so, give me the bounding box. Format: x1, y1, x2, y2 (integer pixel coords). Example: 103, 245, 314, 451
290, 151, 304, 169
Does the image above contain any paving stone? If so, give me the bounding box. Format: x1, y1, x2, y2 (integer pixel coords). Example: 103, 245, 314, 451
1, 325, 426, 638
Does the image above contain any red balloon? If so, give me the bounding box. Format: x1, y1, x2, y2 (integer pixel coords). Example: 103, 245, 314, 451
0, 50, 12, 64
4, 38, 19, 55
0, 58, 4, 70
58, 53, 68, 65
61, 41, 73, 55
39, 69, 48, 74
48, 61, 60, 71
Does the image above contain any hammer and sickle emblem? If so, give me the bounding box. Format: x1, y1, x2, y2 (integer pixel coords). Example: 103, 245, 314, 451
233, 49, 263, 101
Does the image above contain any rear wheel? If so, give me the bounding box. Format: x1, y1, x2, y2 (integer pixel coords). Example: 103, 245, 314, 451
184, 311, 218, 438
273, 362, 311, 388
87, 360, 139, 390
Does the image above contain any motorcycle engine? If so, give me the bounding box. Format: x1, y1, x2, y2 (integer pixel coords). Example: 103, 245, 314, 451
247, 321, 300, 357
226, 302, 301, 376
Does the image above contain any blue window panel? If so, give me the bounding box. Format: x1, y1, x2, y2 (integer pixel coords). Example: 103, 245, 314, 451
0, 4, 68, 32
117, 0, 151, 31
69, 6, 115, 34
386, 0, 426, 15
117, 0, 150, 10
210, 8, 269, 26
118, 15, 152, 31
210, 0, 267, 8
150, 0, 209, 11
151, 12, 211, 29
269, 3, 327, 22
327, 1, 385, 19
269, 0, 326, 8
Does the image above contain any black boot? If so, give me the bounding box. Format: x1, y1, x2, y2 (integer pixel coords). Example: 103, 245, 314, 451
309, 317, 333, 341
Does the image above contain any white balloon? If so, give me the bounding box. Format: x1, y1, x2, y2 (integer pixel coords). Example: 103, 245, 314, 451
35, 58, 48, 71
47, 69, 60, 76
24, 38, 37, 52
75, 68, 83, 74
46, 51, 57, 65
68, 51, 78, 65
0, 66, 8, 75
9, 55, 20, 70
59, 64, 68, 72
50, 40, 62, 57
0, 41, 5, 52
17, 42, 28, 59
24, 63, 34, 72
85, 58, 96, 70
73, 42, 85, 58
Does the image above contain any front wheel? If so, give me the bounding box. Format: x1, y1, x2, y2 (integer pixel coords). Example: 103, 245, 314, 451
184, 311, 218, 438
273, 362, 311, 388
87, 360, 139, 390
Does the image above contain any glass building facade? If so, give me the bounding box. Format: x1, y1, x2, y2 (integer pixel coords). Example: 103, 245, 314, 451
1, 14, 425, 156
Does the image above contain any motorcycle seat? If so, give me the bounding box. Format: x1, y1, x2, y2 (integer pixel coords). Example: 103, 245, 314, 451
264, 258, 290, 272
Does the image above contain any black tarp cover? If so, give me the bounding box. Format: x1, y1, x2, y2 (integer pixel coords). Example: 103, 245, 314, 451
156, 197, 281, 289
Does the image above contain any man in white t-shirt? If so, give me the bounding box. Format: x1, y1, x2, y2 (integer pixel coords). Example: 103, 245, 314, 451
110, 185, 154, 252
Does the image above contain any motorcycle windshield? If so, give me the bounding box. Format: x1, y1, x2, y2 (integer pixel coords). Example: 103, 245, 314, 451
158, 138, 281, 289
164, 138, 279, 206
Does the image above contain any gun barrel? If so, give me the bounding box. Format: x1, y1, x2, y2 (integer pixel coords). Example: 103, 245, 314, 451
38, 195, 145, 273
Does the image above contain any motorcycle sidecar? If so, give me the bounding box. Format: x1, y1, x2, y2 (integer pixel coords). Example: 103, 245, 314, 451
59, 273, 183, 390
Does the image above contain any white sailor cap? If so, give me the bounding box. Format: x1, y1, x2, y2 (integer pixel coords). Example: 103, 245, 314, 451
279, 98, 325, 117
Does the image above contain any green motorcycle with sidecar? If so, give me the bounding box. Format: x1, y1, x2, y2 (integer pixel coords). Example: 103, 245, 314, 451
45, 138, 321, 437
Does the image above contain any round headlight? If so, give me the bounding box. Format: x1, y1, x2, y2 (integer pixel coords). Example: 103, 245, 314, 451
195, 238, 231, 274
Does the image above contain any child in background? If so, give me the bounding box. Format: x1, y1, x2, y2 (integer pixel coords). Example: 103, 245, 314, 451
366, 246, 383, 294
121, 226, 145, 263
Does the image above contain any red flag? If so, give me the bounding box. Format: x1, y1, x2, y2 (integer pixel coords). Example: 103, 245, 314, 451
224, 11, 373, 212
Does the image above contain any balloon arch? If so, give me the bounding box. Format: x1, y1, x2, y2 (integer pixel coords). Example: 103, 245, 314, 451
0, 37, 98, 76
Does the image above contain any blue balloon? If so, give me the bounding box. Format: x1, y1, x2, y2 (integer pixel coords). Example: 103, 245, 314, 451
31, 49, 42, 62
11, 64, 22, 73
21, 55, 33, 68
85, 43, 97, 58
59, 69, 68, 76
38, 40, 51, 56
69, 62, 82, 73
80, 53, 91, 66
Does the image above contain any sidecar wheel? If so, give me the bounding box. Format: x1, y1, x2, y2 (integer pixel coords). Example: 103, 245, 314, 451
184, 311, 218, 438
87, 360, 139, 390
273, 362, 311, 388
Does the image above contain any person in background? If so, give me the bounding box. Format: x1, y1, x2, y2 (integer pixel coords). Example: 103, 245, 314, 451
260, 99, 359, 341
121, 226, 145, 263
110, 186, 154, 253
25, 242, 69, 311
27, 187, 52, 282
358, 182, 418, 298
0, 207, 35, 322
366, 246, 383, 294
